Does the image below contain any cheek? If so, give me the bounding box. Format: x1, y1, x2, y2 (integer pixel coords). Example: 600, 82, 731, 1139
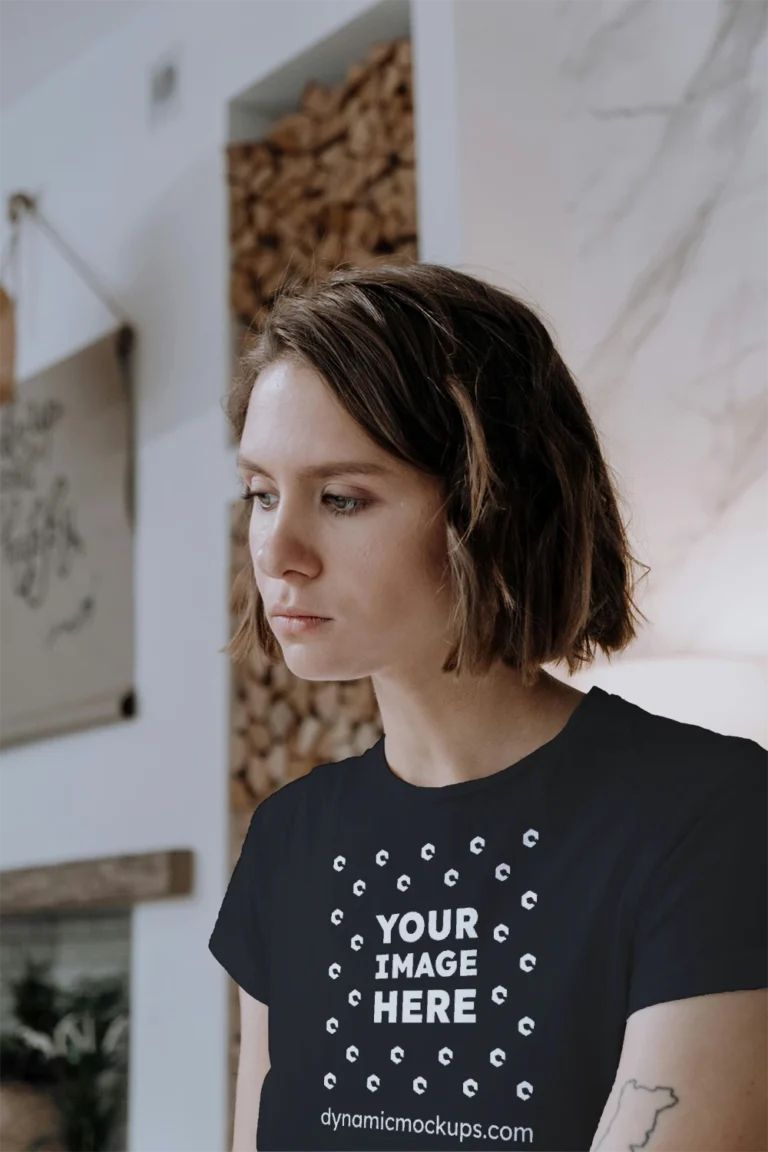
417, 513, 452, 585
247, 517, 265, 581
369, 519, 451, 603
247, 505, 270, 552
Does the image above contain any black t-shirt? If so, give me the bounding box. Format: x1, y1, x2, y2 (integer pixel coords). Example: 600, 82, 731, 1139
209, 686, 767, 1151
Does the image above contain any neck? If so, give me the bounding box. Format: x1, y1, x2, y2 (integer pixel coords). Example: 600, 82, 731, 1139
370, 661, 586, 790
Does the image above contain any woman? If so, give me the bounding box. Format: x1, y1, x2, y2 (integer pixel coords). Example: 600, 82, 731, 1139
209, 263, 766, 1152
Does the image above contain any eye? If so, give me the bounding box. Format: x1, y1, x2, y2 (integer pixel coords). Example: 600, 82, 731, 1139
239, 489, 269, 506
240, 491, 369, 518
325, 495, 369, 517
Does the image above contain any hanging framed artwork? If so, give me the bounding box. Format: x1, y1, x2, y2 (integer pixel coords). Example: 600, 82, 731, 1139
0, 325, 137, 746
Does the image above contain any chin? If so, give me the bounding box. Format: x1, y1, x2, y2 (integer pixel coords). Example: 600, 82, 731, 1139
280, 648, 370, 683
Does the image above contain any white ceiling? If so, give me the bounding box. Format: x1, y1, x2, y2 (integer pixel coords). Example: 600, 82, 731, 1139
0, 0, 150, 110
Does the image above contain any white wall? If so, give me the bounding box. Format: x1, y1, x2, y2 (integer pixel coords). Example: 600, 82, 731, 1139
0, 3, 389, 1149
449, 0, 767, 743
0, 0, 150, 109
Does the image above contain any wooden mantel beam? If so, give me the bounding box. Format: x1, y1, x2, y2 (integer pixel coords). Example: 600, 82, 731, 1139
0, 849, 194, 915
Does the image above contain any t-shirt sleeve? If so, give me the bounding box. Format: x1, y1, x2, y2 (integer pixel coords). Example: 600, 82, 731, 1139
209, 801, 273, 1005
627, 741, 768, 1017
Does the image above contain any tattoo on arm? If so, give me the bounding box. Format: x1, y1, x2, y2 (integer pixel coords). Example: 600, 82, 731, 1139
593, 1079, 680, 1150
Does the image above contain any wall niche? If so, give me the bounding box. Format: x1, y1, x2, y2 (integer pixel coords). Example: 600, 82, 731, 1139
227, 0, 416, 344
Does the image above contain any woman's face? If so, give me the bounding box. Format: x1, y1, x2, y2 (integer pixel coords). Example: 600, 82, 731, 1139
237, 357, 455, 683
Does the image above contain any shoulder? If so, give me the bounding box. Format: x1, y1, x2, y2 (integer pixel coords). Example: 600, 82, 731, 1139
596, 689, 766, 807
590, 691, 767, 899
572, 690, 765, 874
250, 744, 376, 842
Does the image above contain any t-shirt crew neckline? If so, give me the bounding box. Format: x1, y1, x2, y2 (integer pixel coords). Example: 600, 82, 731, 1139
365, 684, 607, 803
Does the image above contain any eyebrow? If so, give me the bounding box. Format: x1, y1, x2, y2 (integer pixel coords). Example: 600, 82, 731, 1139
235, 455, 393, 482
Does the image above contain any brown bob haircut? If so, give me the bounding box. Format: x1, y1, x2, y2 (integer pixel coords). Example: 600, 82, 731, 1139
224, 261, 648, 688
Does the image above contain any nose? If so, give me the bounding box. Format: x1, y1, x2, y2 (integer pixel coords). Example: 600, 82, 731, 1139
252, 508, 321, 581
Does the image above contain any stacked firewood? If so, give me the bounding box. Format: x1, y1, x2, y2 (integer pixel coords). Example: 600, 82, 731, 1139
227, 36, 417, 331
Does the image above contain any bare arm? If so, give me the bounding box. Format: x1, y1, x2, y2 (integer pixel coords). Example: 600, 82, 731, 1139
590, 988, 767, 1151
232, 987, 270, 1152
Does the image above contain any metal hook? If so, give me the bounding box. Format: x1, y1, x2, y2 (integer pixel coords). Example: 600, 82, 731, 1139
7, 192, 37, 225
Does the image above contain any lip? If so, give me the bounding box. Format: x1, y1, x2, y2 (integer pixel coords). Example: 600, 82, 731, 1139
272, 615, 331, 635
271, 609, 330, 619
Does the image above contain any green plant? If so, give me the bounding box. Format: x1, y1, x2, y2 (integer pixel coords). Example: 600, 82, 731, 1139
0, 957, 129, 1151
